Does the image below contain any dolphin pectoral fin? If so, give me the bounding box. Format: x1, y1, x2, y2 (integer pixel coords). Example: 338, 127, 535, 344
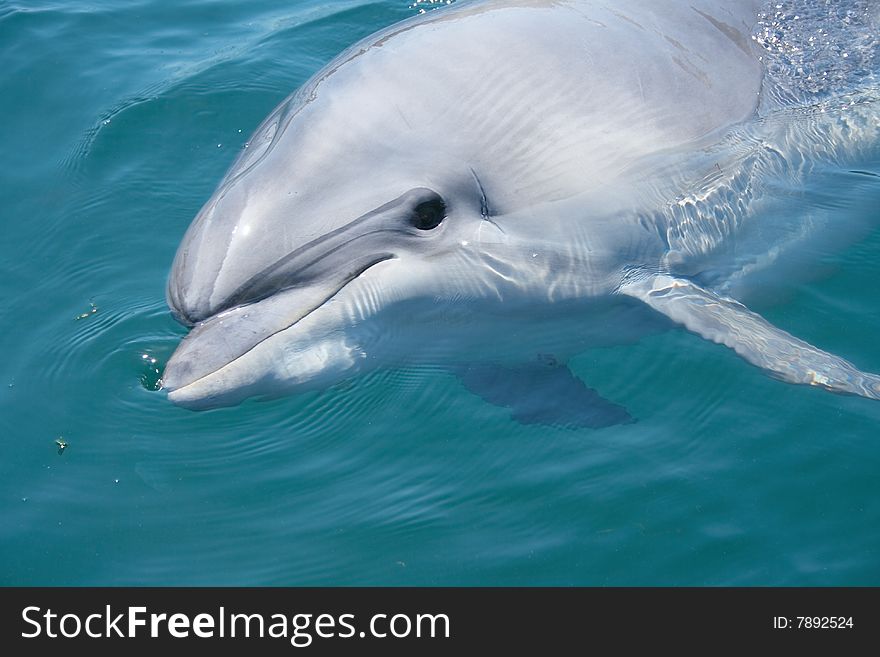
455, 356, 633, 429
620, 275, 880, 400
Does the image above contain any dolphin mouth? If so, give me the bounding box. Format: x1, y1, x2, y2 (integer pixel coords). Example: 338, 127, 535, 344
161, 255, 393, 399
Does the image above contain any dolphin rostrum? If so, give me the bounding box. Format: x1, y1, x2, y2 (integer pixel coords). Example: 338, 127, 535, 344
163, 0, 880, 420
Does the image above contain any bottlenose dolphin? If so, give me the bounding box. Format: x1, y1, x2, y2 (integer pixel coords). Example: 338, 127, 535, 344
163, 0, 880, 419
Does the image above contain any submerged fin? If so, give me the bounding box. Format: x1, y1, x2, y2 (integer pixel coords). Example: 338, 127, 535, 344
456, 355, 632, 429
620, 274, 880, 400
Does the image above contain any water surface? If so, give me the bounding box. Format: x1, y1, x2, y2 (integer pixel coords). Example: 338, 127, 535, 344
1, 0, 879, 585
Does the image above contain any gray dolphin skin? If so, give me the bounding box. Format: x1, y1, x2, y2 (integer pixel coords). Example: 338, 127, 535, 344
163, 0, 880, 415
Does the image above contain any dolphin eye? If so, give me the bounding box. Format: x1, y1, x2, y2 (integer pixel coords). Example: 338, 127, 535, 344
410, 197, 446, 230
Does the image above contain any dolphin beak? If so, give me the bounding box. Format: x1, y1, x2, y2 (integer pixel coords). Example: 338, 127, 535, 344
162, 254, 395, 406
162, 283, 331, 398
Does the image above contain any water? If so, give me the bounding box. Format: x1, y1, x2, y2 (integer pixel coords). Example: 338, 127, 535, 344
1, 0, 879, 585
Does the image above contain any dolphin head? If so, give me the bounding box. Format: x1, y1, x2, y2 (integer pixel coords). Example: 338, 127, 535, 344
163, 31, 528, 407
164, 158, 501, 407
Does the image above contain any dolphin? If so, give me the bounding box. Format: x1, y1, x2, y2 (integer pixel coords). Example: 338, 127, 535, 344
162, 0, 880, 418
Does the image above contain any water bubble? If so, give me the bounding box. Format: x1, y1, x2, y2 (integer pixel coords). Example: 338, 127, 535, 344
139, 352, 163, 391
75, 301, 98, 321
410, 0, 456, 12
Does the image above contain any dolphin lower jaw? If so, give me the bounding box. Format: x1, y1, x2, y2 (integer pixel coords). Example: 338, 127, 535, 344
165, 327, 364, 409
162, 257, 394, 405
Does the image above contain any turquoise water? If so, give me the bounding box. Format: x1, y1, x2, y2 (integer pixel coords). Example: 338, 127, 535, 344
1, 0, 879, 585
